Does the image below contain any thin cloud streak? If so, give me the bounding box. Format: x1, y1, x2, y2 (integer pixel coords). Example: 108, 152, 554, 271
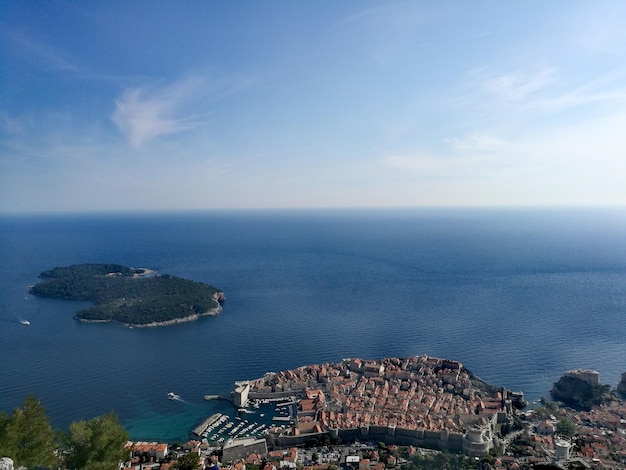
0, 25, 79, 73
444, 133, 507, 151
479, 68, 556, 101
111, 77, 209, 148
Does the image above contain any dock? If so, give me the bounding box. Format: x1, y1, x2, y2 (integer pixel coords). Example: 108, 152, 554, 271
272, 416, 292, 422
193, 413, 223, 436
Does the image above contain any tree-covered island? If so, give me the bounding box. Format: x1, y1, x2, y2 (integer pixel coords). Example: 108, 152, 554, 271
30, 263, 224, 327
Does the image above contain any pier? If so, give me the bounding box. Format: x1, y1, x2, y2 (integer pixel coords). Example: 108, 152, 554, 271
193, 413, 223, 436
203, 394, 231, 401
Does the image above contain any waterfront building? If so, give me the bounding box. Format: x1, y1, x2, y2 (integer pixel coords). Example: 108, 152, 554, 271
233, 381, 251, 407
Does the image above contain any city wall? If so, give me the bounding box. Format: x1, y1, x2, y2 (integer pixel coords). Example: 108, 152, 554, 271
248, 390, 303, 400
268, 425, 467, 455
324, 425, 464, 453
271, 431, 329, 449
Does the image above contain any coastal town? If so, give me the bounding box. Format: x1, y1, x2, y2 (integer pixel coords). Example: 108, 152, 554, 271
121, 357, 626, 469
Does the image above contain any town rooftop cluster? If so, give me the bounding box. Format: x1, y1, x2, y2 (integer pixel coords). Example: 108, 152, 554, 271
247, 355, 506, 435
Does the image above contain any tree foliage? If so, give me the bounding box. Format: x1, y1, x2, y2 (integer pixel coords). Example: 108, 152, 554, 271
555, 417, 577, 438
31, 263, 223, 326
62, 412, 129, 470
404, 450, 479, 470
173, 452, 201, 470
0, 395, 58, 468
0, 396, 129, 469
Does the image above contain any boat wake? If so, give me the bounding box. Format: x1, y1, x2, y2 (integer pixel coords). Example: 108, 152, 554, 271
0, 316, 31, 325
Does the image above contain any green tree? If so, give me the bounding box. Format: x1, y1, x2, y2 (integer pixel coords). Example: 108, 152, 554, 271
173, 452, 200, 470
62, 412, 129, 470
0, 411, 10, 453
0, 395, 58, 468
555, 417, 577, 438
533, 406, 551, 420
544, 401, 559, 413
432, 451, 451, 469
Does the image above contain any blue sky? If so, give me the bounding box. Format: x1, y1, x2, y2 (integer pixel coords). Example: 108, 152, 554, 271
1, 1, 625, 213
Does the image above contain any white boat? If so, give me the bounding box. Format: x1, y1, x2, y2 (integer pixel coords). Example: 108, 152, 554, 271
168, 392, 179, 400
20, 320, 30, 325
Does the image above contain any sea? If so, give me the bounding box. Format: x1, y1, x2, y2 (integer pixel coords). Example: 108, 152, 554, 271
1, 207, 625, 443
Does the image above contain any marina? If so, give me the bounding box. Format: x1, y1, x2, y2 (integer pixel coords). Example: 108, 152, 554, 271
192, 406, 272, 442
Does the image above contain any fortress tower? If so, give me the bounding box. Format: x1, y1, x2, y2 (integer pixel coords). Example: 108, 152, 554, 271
555, 439, 571, 461
233, 381, 250, 407
564, 369, 599, 386
462, 425, 493, 457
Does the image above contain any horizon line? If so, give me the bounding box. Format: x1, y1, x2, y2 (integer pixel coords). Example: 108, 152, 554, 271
2, 204, 626, 218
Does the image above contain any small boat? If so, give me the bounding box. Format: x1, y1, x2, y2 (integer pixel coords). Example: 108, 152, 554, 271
168, 392, 179, 400
20, 320, 30, 325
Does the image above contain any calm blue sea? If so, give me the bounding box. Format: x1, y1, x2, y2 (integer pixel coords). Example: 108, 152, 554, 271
1, 208, 625, 443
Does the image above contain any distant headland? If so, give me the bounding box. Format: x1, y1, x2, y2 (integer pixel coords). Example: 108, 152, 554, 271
30, 263, 224, 328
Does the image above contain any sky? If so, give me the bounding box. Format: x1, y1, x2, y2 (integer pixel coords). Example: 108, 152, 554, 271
1, 1, 626, 213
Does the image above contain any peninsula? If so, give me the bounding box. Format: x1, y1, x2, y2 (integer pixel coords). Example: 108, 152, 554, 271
30, 263, 224, 327
186, 358, 626, 468
224, 355, 525, 457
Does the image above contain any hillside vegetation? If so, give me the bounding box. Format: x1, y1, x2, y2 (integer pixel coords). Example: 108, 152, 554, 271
30, 263, 224, 326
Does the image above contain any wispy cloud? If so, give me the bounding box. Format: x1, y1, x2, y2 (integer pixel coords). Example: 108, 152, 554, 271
111, 77, 210, 148
380, 153, 447, 174
470, 32, 492, 39
522, 71, 626, 112
479, 67, 556, 101
0, 24, 80, 73
337, 3, 430, 32
335, 3, 438, 65
377, 105, 626, 205
444, 133, 507, 151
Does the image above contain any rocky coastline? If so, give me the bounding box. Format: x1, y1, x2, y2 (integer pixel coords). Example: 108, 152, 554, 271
77, 292, 225, 328
122, 304, 223, 328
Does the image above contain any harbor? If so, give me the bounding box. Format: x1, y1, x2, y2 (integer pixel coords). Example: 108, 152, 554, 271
191, 398, 294, 444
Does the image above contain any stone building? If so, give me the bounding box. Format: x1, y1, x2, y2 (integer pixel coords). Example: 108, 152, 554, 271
563, 369, 599, 386
223, 437, 268, 463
